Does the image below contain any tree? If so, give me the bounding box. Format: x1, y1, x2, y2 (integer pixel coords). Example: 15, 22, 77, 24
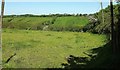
110, 0, 116, 53
116, 1, 120, 53
110, 0, 120, 53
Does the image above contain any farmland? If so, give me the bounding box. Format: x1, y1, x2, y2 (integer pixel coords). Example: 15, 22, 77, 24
1, 2, 120, 69
3, 16, 89, 31
2, 28, 107, 68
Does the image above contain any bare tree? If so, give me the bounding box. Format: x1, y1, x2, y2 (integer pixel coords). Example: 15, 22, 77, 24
99, 0, 105, 24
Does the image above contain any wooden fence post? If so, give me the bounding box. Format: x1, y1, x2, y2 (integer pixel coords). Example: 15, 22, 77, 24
0, 0, 5, 69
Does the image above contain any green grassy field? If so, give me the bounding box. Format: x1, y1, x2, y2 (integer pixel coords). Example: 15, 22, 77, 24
53, 16, 89, 27
50, 16, 89, 31
2, 29, 107, 68
3, 17, 53, 30
3, 16, 89, 31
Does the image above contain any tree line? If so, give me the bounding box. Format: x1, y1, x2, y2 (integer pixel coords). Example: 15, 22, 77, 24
3, 13, 88, 18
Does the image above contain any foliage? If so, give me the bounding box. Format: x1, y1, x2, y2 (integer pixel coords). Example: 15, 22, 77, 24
84, 4, 120, 34
3, 13, 87, 18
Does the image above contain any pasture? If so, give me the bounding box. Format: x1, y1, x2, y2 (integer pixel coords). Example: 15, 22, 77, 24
2, 29, 107, 68
3, 16, 89, 31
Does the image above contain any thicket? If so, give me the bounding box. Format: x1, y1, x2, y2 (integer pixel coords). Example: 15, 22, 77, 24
83, 4, 119, 34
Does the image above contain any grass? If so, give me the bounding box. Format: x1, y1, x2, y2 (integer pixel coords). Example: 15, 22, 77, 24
3, 16, 89, 31
54, 16, 89, 27
51, 16, 89, 30
2, 29, 107, 68
3, 17, 53, 29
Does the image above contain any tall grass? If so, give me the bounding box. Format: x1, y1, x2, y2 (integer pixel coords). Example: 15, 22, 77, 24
2, 29, 107, 68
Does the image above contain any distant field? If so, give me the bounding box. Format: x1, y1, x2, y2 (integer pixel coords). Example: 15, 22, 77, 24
50, 16, 89, 31
2, 29, 107, 68
3, 17, 53, 30
3, 16, 89, 31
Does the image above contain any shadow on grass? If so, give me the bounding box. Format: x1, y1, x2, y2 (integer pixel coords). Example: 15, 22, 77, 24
61, 41, 120, 69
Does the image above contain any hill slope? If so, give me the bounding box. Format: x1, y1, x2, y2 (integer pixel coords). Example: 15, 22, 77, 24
3, 16, 89, 32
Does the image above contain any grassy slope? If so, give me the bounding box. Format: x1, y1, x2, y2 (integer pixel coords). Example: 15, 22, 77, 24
3, 16, 89, 31
50, 16, 89, 30
2, 29, 107, 68
3, 17, 53, 29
